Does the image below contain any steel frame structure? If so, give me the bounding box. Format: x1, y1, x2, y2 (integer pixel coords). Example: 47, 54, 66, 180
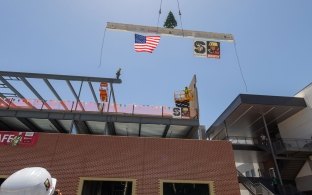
0, 71, 199, 138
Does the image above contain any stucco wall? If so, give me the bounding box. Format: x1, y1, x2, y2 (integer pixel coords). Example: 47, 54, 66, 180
278, 83, 312, 139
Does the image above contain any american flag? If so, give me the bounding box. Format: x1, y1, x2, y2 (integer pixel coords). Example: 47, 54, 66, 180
134, 34, 160, 53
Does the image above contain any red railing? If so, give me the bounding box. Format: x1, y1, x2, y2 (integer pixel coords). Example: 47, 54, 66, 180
0, 97, 196, 119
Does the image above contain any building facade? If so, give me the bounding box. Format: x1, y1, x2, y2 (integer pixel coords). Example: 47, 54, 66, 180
207, 84, 312, 194
0, 133, 239, 195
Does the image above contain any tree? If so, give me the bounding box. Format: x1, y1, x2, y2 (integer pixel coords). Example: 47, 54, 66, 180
163, 11, 177, 29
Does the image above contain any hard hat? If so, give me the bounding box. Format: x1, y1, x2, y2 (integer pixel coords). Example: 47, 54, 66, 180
0, 167, 56, 195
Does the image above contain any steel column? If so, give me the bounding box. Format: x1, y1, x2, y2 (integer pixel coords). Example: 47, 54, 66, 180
261, 114, 284, 186
162, 125, 171, 138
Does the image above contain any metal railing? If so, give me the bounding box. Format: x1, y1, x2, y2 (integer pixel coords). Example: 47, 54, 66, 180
228, 136, 259, 145
273, 138, 312, 154
254, 183, 275, 195
237, 170, 257, 195
0, 97, 198, 119
237, 170, 275, 195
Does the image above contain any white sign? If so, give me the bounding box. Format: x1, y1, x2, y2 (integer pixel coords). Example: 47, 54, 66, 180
172, 107, 182, 118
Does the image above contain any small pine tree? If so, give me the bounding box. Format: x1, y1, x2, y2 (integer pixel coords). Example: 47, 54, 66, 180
163, 11, 177, 29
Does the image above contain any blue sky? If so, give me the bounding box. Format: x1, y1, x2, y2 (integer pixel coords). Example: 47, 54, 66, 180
1, 0, 312, 128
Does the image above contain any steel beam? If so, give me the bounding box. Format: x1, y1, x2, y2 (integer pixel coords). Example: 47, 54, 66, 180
44, 79, 69, 111
107, 122, 116, 135
74, 120, 92, 134
162, 125, 171, 138
49, 119, 68, 133
0, 119, 11, 130
106, 22, 234, 42
0, 71, 122, 83
0, 109, 200, 126
0, 76, 35, 109
20, 77, 52, 109
275, 156, 308, 161
66, 80, 85, 111
185, 126, 197, 138
88, 81, 99, 108
109, 83, 117, 112
17, 118, 43, 132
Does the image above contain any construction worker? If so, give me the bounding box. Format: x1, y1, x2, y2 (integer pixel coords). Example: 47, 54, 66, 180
184, 86, 190, 99
116, 68, 121, 79
0, 167, 61, 195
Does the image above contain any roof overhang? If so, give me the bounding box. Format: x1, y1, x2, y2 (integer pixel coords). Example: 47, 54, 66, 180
207, 94, 307, 139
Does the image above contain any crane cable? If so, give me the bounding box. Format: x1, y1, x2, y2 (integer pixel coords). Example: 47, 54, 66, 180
98, 27, 107, 68
156, 0, 163, 31
233, 40, 248, 93
157, 0, 184, 36
176, 0, 184, 36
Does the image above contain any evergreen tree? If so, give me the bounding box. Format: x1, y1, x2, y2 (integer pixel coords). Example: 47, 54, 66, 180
163, 11, 177, 29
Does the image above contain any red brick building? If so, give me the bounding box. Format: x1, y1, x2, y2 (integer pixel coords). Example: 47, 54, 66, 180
0, 133, 239, 195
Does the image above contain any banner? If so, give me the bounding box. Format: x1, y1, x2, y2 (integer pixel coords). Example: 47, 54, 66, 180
0, 131, 39, 147
181, 107, 190, 118
172, 107, 182, 118
194, 40, 220, 59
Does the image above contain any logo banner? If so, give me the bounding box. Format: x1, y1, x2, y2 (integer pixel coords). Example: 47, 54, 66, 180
0, 131, 39, 147
172, 107, 182, 118
194, 40, 220, 59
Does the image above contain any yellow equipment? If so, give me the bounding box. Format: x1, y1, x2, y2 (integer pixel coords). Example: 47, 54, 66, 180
174, 88, 193, 103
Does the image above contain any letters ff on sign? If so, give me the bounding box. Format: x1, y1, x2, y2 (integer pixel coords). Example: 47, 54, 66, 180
194, 40, 220, 59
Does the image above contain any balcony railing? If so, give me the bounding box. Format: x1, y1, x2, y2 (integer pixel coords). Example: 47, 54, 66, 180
0, 97, 198, 119
273, 138, 312, 154
228, 136, 259, 145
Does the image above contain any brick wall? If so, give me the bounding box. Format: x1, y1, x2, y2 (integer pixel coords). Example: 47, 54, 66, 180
0, 133, 240, 195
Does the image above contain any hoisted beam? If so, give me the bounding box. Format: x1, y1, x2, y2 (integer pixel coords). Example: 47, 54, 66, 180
106, 22, 234, 42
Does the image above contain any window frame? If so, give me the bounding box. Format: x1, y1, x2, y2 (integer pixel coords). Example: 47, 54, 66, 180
159, 179, 215, 195
77, 177, 137, 195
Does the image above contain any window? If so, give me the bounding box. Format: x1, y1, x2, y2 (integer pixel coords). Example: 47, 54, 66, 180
77, 177, 136, 195
251, 169, 256, 177
160, 180, 215, 195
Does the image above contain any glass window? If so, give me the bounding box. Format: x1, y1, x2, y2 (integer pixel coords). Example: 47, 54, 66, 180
160, 180, 214, 195
78, 178, 136, 195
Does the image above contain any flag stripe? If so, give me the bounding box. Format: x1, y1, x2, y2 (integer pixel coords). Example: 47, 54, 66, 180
134, 34, 160, 53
